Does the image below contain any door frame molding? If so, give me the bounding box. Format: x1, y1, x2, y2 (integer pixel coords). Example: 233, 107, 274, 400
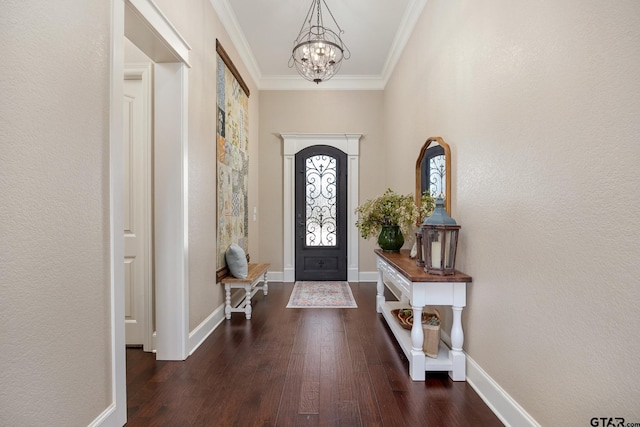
124, 0, 191, 362
103, 0, 191, 423
281, 133, 362, 282
104, 0, 127, 423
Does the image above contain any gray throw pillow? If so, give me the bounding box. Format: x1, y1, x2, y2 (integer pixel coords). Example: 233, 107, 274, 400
225, 243, 248, 279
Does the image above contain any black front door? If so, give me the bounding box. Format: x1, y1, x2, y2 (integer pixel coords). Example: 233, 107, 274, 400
295, 145, 347, 281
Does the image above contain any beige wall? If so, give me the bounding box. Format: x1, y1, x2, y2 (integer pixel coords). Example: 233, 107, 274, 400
150, 0, 260, 330
3, 0, 638, 424
385, 0, 640, 424
1, 0, 261, 424
0, 0, 112, 425
258, 91, 387, 272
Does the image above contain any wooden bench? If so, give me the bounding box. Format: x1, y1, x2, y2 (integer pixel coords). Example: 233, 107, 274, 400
218, 263, 269, 320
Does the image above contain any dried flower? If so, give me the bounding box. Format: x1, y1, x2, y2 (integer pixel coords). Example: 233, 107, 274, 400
425, 315, 440, 326
355, 189, 435, 240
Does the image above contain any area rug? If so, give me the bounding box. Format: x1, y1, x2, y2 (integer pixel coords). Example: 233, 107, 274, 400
286, 281, 358, 308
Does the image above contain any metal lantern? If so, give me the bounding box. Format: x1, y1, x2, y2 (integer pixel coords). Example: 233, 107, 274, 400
415, 231, 424, 267
421, 198, 460, 275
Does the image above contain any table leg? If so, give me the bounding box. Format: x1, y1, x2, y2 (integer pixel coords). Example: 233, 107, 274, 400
244, 285, 252, 319
450, 305, 466, 381
376, 266, 385, 313
410, 304, 426, 381
262, 272, 269, 295
225, 284, 232, 320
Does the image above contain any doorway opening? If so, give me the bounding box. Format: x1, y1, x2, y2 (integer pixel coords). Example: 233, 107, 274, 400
123, 62, 154, 352
123, 0, 191, 362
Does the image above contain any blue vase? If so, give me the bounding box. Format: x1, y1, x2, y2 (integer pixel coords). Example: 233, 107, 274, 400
378, 225, 404, 252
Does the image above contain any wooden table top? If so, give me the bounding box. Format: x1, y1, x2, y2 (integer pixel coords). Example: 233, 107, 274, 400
375, 249, 472, 283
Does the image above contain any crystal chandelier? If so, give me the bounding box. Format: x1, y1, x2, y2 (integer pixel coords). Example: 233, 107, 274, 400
288, 0, 351, 84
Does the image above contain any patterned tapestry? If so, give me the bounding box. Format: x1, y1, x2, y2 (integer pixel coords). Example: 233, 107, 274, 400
216, 48, 249, 269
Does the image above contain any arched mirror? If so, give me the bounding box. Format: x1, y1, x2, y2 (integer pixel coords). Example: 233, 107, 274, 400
416, 136, 451, 214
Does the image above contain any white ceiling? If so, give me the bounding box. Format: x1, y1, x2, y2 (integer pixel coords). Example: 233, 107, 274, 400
211, 0, 427, 90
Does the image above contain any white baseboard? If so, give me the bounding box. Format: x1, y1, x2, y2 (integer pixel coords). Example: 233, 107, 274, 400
268, 270, 285, 282
188, 303, 226, 355
88, 403, 117, 427
466, 356, 540, 427
188, 287, 255, 355
358, 271, 378, 282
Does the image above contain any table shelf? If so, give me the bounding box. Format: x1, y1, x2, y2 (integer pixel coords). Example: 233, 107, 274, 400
380, 301, 452, 371
375, 249, 471, 381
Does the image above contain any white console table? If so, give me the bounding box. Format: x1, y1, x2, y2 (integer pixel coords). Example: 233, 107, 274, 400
375, 249, 472, 381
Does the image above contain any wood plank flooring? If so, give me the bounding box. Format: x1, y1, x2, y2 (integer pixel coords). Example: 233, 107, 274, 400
126, 282, 503, 426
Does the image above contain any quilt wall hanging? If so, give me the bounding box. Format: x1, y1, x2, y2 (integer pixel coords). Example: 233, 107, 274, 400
216, 40, 251, 270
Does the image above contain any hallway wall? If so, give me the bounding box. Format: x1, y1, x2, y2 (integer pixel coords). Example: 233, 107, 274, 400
384, 0, 640, 424
3, 0, 638, 424
150, 0, 260, 331
1, 0, 261, 424
0, 0, 112, 425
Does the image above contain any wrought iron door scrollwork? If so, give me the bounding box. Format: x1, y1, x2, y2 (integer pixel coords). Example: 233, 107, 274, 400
305, 155, 337, 247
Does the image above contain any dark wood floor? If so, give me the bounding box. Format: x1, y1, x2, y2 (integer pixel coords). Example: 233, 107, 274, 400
126, 282, 503, 426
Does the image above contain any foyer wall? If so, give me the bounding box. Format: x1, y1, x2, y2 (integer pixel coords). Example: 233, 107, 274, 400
384, 0, 640, 424
0, 0, 111, 425
258, 91, 387, 273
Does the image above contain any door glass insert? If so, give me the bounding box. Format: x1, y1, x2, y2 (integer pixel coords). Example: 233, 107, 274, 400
305, 154, 337, 246
428, 154, 446, 199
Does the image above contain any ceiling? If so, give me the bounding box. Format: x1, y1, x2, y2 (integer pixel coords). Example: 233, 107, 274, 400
211, 0, 427, 90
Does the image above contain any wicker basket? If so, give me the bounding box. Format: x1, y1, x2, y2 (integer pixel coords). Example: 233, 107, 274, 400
391, 308, 428, 329
391, 308, 441, 358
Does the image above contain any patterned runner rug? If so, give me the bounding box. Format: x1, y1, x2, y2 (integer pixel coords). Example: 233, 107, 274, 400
286, 281, 358, 308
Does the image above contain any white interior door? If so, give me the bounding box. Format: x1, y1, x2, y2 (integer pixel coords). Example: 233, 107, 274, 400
123, 64, 153, 349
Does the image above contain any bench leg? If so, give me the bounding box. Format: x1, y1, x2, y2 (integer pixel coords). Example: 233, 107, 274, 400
244, 284, 252, 319
225, 284, 232, 320
263, 272, 268, 296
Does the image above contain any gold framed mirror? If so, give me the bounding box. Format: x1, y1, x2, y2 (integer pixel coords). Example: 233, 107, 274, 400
415, 136, 451, 214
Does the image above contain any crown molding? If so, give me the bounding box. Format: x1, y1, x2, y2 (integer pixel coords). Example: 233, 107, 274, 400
259, 75, 386, 91
211, 0, 427, 91
380, 0, 428, 81
210, 0, 262, 86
